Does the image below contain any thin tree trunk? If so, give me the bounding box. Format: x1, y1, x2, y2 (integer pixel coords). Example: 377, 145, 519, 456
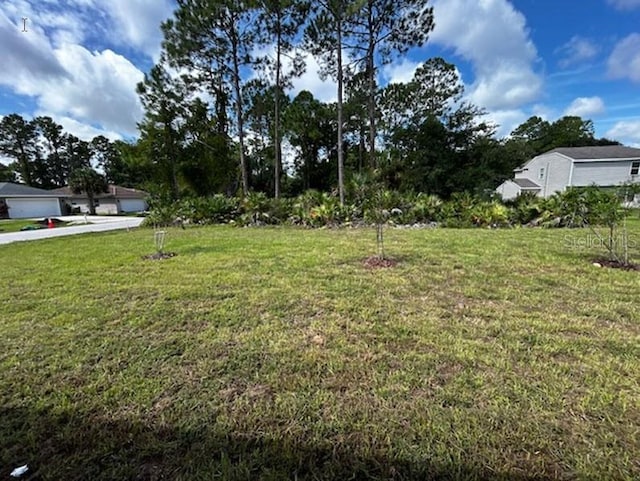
214, 72, 228, 136
274, 10, 282, 199
88, 191, 96, 215
165, 123, 179, 200
359, 124, 365, 173
231, 26, 249, 197
337, 18, 345, 205
366, 0, 376, 170
18, 142, 32, 186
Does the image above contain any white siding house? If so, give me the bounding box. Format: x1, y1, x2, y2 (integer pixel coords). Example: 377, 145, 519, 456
51, 185, 148, 214
496, 146, 640, 200
495, 178, 541, 198
0, 182, 64, 219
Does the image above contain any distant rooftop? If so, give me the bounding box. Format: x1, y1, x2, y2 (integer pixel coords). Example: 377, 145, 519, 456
50, 185, 148, 199
513, 178, 540, 189
549, 146, 640, 160
0, 182, 58, 197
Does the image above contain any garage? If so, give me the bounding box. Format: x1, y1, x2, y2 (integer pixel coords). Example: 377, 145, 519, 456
51, 184, 148, 214
6, 198, 62, 218
0, 182, 63, 219
119, 198, 147, 213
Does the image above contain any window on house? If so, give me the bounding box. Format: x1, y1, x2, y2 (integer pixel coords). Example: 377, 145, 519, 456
631, 161, 640, 176
538, 167, 545, 180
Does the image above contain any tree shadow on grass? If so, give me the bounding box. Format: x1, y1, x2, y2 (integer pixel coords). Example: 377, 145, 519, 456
1, 406, 554, 481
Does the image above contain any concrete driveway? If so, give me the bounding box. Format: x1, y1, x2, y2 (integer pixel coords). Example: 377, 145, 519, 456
0, 216, 145, 246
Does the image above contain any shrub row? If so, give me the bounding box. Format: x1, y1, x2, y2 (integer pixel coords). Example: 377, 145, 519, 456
143, 186, 628, 229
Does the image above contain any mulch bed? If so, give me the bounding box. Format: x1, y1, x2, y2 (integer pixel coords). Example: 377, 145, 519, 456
142, 252, 178, 261
363, 255, 398, 269
593, 258, 640, 271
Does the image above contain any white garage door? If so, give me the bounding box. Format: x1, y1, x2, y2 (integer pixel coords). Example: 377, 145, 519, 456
6, 198, 61, 219
120, 199, 146, 212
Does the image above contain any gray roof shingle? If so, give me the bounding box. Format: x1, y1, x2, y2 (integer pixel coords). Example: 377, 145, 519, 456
0, 182, 59, 197
513, 178, 541, 189
549, 146, 640, 160
50, 185, 148, 199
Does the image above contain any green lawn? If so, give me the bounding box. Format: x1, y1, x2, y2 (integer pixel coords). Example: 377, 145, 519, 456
1, 224, 639, 480
0, 219, 69, 233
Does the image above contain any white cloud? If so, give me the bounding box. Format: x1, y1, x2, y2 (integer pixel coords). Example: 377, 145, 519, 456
608, 34, 640, 82
607, 0, 640, 10
606, 120, 640, 145
290, 53, 336, 103
470, 62, 541, 109
2, 0, 98, 48
430, 0, 542, 110
382, 59, 421, 85
531, 104, 556, 121
0, 10, 70, 89
556, 36, 599, 68
564, 97, 605, 117
0, 11, 144, 138
46, 45, 144, 136
0, 1, 149, 139
249, 45, 337, 103
103, 0, 174, 61
38, 113, 123, 142
40, 10, 89, 46
486, 109, 528, 138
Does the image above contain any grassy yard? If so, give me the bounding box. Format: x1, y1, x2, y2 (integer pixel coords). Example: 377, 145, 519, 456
1, 223, 638, 480
0, 219, 69, 233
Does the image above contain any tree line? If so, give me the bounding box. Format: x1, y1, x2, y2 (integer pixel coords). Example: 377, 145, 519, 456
1, 0, 619, 203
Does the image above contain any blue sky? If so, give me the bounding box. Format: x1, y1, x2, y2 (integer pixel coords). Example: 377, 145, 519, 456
0, 0, 639, 146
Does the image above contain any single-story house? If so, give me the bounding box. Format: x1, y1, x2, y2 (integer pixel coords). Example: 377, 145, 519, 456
496, 145, 640, 201
51, 184, 148, 215
0, 182, 64, 219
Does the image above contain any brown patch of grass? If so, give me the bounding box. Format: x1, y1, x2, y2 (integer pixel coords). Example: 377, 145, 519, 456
593, 257, 640, 270
142, 252, 178, 260
362, 255, 398, 268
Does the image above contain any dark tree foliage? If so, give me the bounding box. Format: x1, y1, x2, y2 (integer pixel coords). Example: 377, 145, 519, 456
343, 72, 370, 173
182, 98, 236, 196
63, 135, 92, 173
33, 116, 66, 188
0, 162, 15, 182
283, 90, 337, 193
0, 114, 39, 186
107, 141, 155, 188
348, 0, 435, 169
162, 0, 257, 196
69, 167, 108, 215
255, 0, 308, 198
381, 57, 498, 196
244, 80, 282, 193
304, 0, 359, 204
136, 64, 187, 200
0, 114, 119, 189
507, 115, 620, 161
388, 116, 454, 195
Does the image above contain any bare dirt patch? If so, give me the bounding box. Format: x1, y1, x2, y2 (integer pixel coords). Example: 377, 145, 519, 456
593, 258, 640, 271
362, 255, 398, 269
142, 252, 178, 260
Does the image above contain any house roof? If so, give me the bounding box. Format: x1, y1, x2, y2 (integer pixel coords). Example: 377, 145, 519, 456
513, 178, 541, 189
51, 184, 148, 199
548, 146, 640, 160
0, 182, 61, 197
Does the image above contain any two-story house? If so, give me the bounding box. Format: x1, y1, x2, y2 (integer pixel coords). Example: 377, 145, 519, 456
496, 145, 640, 201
